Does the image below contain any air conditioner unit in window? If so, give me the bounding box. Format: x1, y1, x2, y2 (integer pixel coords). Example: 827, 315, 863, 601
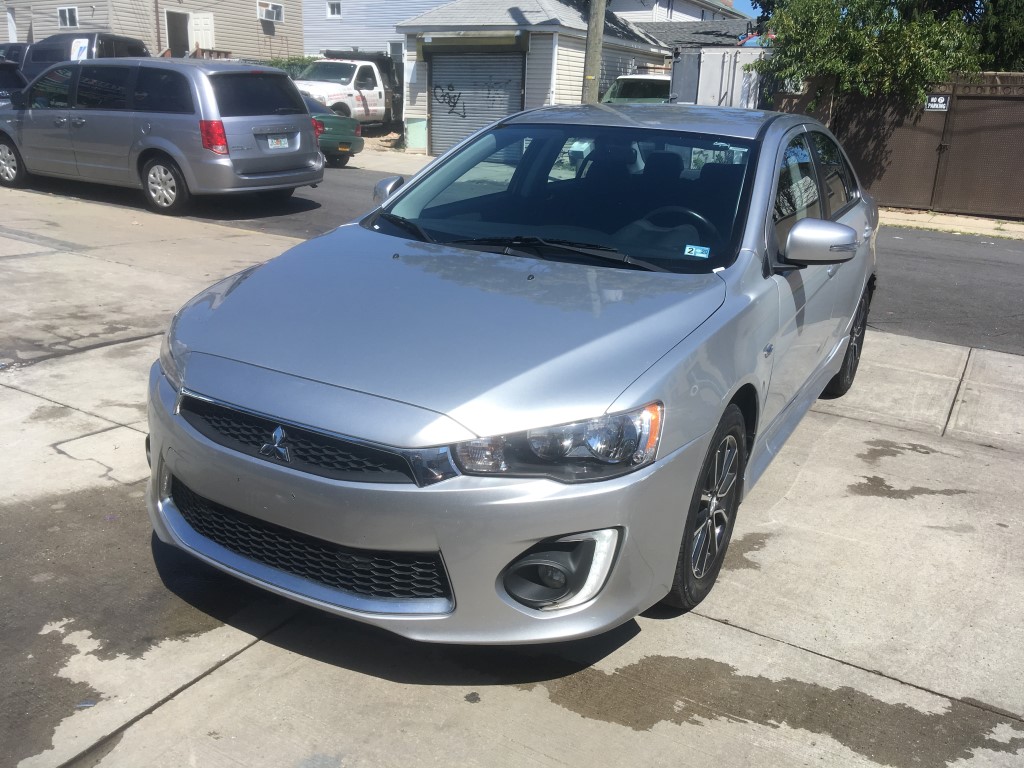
260, 8, 278, 21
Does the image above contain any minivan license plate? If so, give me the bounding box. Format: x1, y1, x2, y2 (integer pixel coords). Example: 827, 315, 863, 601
267, 135, 289, 149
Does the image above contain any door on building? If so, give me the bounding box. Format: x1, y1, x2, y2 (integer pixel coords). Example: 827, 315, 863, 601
429, 52, 524, 156
166, 11, 190, 58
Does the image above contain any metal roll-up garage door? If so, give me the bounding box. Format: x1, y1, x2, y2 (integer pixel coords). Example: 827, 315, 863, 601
429, 52, 524, 156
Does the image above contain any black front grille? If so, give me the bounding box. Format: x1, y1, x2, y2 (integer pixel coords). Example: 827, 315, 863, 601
179, 396, 415, 484
172, 477, 452, 602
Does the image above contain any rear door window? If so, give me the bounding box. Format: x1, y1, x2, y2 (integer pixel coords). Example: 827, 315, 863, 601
809, 132, 857, 217
211, 73, 305, 117
76, 65, 132, 110
132, 68, 194, 113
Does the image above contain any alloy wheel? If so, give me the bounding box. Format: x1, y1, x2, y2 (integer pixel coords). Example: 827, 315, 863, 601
691, 434, 738, 579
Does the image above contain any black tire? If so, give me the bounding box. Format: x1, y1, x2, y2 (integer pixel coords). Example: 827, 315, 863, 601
332, 103, 351, 118
326, 154, 349, 168
663, 404, 746, 611
142, 156, 191, 215
822, 288, 870, 398
0, 136, 28, 188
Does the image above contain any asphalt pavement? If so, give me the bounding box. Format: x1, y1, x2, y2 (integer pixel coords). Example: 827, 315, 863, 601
2, 151, 1023, 768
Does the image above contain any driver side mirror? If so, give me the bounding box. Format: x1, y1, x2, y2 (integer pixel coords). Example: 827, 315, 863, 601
783, 218, 859, 266
373, 175, 405, 205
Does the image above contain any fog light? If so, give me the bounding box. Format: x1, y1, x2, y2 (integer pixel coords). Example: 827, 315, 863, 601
502, 529, 619, 611
538, 564, 568, 589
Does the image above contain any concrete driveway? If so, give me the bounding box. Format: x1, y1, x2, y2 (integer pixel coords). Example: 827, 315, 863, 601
2, 182, 1022, 768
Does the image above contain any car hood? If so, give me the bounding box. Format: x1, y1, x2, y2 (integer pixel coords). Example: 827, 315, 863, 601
175, 225, 726, 440
294, 80, 345, 96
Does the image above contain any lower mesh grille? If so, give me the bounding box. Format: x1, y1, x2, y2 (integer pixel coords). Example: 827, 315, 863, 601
171, 477, 451, 602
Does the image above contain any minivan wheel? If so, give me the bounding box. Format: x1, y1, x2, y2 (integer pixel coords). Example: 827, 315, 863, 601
142, 156, 191, 215
662, 404, 746, 611
0, 137, 28, 188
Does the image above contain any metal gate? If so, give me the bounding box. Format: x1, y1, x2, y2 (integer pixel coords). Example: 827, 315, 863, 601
428, 52, 524, 156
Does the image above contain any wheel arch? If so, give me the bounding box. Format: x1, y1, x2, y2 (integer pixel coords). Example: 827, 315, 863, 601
136, 145, 194, 190
727, 383, 759, 460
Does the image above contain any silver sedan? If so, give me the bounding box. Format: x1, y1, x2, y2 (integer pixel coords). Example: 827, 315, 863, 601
147, 104, 877, 644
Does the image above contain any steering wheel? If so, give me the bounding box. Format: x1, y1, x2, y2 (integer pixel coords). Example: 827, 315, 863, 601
637, 206, 721, 245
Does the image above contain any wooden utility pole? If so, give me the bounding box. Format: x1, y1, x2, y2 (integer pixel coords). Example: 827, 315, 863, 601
581, 0, 608, 103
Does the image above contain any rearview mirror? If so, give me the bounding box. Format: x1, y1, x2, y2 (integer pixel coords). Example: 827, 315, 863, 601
373, 176, 404, 205
783, 218, 859, 266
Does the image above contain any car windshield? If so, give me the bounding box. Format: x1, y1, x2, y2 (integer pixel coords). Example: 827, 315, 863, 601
603, 79, 670, 101
298, 61, 357, 85
378, 123, 756, 273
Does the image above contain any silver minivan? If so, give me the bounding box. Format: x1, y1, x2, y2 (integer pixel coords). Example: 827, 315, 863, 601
0, 58, 324, 214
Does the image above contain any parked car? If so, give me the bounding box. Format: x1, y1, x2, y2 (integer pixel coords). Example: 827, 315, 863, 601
601, 74, 671, 103
303, 95, 363, 168
147, 104, 876, 643
19, 32, 150, 80
0, 60, 26, 109
293, 56, 392, 124
0, 58, 324, 214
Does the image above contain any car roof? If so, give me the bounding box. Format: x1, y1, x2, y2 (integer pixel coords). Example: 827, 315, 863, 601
506, 103, 807, 141
57, 57, 287, 76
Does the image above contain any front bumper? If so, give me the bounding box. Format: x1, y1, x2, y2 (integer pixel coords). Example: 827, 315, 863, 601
146, 363, 710, 644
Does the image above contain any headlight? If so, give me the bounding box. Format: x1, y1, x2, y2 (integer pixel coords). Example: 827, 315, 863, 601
158, 314, 187, 392
453, 403, 662, 483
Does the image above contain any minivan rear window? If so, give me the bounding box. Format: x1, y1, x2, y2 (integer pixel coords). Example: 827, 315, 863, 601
133, 68, 194, 113
210, 73, 305, 117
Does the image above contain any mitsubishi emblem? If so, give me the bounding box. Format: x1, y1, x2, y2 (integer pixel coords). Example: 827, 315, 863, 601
259, 426, 292, 462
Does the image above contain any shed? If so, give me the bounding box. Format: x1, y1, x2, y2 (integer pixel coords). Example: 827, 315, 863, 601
396, 0, 668, 155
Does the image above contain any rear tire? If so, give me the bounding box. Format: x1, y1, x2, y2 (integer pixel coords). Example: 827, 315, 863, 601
822, 288, 870, 398
326, 155, 349, 168
662, 404, 746, 611
142, 156, 191, 215
0, 136, 28, 188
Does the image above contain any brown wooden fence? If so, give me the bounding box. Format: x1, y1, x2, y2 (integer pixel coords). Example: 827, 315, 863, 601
776, 73, 1024, 220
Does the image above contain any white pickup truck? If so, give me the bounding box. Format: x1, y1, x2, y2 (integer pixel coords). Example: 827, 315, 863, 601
293, 57, 394, 124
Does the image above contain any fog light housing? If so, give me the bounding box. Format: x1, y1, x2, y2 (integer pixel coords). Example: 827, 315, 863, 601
502, 529, 619, 611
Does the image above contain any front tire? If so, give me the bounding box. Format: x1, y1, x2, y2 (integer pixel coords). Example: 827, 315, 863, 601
0, 136, 28, 188
663, 404, 746, 611
142, 156, 191, 215
822, 287, 870, 398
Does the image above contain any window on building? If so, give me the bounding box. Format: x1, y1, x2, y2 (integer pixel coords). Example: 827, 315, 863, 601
58, 6, 78, 27
327, 1, 342, 18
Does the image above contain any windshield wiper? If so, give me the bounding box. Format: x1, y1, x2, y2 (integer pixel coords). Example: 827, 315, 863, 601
375, 212, 434, 243
447, 236, 668, 272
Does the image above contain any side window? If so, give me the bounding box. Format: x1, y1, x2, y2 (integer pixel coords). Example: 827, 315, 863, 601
773, 134, 822, 246
132, 68, 194, 113
810, 132, 855, 217
76, 65, 131, 110
355, 65, 377, 89
29, 66, 73, 109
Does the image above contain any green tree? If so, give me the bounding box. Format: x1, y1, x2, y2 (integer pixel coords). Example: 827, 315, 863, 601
751, 0, 982, 103
978, 0, 1024, 69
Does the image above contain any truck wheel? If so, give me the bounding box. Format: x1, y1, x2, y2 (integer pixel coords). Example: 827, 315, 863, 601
332, 103, 351, 118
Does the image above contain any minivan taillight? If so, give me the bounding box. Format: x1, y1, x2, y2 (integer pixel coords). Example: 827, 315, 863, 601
200, 120, 228, 155
354, 123, 362, 137
312, 117, 325, 139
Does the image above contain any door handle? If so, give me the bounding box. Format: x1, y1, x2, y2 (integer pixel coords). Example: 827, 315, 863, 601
71, 118, 87, 127
827, 265, 838, 277
863, 225, 873, 239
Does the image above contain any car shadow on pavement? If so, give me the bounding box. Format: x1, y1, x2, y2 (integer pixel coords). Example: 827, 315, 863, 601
21, 176, 321, 221
152, 534, 641, 684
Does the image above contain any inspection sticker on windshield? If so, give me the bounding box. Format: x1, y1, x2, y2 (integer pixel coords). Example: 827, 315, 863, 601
684, 244, 711, 259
